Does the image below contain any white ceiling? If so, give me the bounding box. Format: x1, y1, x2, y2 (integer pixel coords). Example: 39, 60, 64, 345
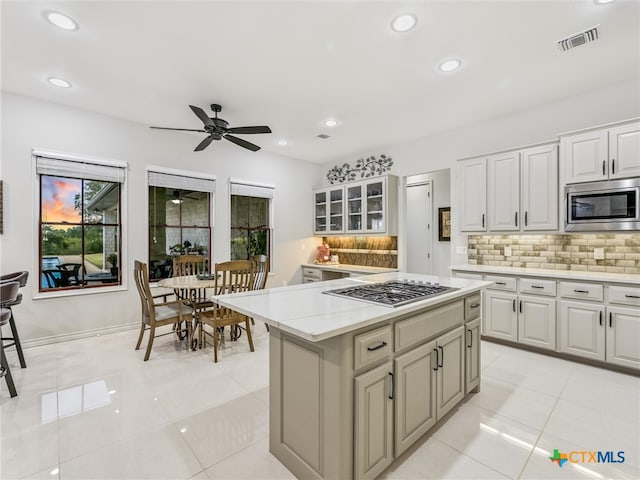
2, 1, 639, 164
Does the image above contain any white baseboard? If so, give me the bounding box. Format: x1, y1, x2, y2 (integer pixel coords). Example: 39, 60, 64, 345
20, 322, 139, 349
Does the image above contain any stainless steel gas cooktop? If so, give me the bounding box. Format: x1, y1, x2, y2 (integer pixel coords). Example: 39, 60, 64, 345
322, 280, 457, 307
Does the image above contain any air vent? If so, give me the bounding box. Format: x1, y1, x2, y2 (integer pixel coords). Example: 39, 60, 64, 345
316, 133, 330, 139
557, 25, 599, 51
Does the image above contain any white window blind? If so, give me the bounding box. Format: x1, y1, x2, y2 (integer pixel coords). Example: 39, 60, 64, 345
36, 156, 126, 183
229, 180, 275, 199
148, 171, 216, 193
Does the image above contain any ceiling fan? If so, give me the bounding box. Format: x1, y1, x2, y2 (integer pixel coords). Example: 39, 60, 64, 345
150, 104, 272, 152
168, 189, 198, 204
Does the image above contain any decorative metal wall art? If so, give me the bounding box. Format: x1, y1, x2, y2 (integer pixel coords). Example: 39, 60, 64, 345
326, 154, 393, 184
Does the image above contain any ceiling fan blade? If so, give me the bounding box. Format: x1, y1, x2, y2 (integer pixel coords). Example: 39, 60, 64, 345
226, 126, 272, 135
189, 105, 214, 127
194, 135, 215, 152
150, 126, 206, 132
224, 134, 261, 152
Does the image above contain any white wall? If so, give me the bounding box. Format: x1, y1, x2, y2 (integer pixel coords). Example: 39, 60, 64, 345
318, 79, 640, 270
0, 92, 321, 344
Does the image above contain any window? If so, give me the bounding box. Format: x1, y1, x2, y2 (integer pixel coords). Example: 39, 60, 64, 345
148, 170, 215, 281
36, 153, 125, 292
229, 180, 274, 269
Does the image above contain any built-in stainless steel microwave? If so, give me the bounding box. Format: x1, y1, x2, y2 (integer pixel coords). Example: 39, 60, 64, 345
565, 178, 640, 232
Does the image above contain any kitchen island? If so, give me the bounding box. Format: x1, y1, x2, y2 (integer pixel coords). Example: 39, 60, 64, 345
215, 272, 490, 479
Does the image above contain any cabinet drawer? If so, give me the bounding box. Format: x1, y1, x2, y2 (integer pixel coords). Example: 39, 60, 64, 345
303, 278, 320, 283
354, 325, 392, 370
395, 300, 463, 352
520, 278, 556, 296
302, 267, 321, 279
559, 282, 603, 301
464, 294, 481, 321
609, 285, 640, 306
485, 275, 517, 292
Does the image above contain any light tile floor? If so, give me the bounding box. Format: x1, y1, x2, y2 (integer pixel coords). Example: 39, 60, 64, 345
1, 326, 639, 479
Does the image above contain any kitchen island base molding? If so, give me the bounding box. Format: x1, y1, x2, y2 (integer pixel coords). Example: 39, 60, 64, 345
268, 295, 482, 479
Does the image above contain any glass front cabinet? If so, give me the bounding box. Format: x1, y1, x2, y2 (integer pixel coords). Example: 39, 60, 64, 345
314, 186, 344, 234
313, 175, 397, 236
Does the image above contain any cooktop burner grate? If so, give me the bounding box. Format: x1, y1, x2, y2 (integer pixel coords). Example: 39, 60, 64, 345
322, 280, 457, 307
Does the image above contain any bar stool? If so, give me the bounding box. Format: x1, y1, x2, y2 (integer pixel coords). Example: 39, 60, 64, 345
0, 271, 28, 368
0, 281, 20, 397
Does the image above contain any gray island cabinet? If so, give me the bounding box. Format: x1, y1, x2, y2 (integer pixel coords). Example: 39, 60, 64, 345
215, 272, 490, 479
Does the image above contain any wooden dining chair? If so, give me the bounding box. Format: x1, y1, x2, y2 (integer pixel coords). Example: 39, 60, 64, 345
172, 254, 213, 311
250, 255, 270, 331
199, 260, 254, 362
133, 260, 192, 361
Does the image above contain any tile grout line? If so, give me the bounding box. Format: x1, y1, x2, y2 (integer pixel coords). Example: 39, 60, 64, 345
515, 375, 569, 480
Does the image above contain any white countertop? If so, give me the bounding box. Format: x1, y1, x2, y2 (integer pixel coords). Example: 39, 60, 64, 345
215, 272, 491, 342
450, 264, 640, 285
302, 263, 398, 275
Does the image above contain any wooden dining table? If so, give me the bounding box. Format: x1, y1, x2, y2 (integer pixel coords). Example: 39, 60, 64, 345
157, 274, 219, 349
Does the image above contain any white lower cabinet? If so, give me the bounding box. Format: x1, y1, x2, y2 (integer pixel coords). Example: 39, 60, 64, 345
435, 327, 465, 420
559, 300, 605, 361
518, 295, 556, 351
484, 291, 518, 341
354, 362, 394, 480
605, 306, 640, 369
394, 342, 436, 457
465, 317, 481, 393
392, 327, 464, 458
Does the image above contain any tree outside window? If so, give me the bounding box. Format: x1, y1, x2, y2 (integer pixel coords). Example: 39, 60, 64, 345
230, 195, 271, 266
40, 175, 121, 290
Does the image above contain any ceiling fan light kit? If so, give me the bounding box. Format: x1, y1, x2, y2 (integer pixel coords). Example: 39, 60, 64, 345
150, 103, 272, 152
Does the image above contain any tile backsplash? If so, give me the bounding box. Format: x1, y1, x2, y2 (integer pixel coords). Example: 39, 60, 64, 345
322, 236, 398, 268
468, 234, 640, 273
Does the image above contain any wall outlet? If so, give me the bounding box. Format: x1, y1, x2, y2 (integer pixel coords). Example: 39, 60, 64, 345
504, 246, 512, 257
456, 246, 468, 255
594, 248, 605, 260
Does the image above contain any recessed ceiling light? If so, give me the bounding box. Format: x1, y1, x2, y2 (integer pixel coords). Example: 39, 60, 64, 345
47, 77, 72, 88
45, 11, 78, 30
323, 119, 338, 127
594, 0, 616, 4
391, 14, 417, 32
277, 139, 288, 146
438, 59, 462, 72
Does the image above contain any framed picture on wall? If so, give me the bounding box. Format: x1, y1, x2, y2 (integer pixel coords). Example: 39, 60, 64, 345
438, 207, 450, 241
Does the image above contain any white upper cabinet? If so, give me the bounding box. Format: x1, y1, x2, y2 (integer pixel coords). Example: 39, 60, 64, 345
313, 186, 344, 235
609, 122, 640, 180
488, 151, 520, 231
562, 120, 640, 184
314, 175, 397, 236
460, 143, 558, 233
459, 158, 487, 232
521, 144, 558, 231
